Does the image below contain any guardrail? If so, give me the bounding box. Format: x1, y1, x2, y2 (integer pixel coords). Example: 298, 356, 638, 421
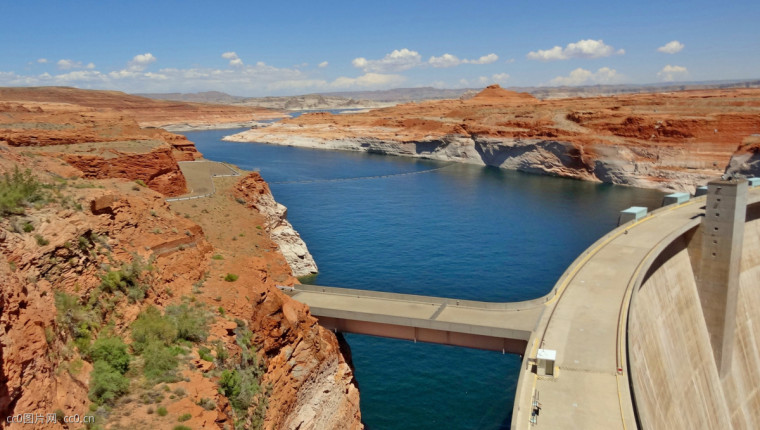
165, 161, 241, 202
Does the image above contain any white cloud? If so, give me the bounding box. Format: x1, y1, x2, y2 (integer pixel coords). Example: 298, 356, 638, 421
37, 58, 48, 64
492, 73, 510, 84
127, 53, 156, 71
468, 53, 499, 65
459, 73, 510, 87
1, 54, 405, 95
352, 48, 422, 73
318, 61, 329, 68
222, 51, 244, 67
57, 59, 91, 70
550, 67, 622, 86
428, 53, 499, 68
657, 41, 684, 54
527, 39, 624, 61
657, 65, 689, 81
330, 72, 406, 88
429, 53, 461, 68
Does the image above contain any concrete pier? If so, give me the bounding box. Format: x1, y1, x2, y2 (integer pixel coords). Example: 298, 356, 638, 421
695, 179, 748, 376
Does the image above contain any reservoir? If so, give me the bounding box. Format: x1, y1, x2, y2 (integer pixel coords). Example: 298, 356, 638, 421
183, 128, 665, 429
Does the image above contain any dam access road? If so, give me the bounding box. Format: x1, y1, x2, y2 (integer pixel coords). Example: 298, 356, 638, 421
284, 185, 760, 430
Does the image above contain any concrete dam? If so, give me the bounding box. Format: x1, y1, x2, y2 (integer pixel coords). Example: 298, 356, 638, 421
284, 178, 760, 430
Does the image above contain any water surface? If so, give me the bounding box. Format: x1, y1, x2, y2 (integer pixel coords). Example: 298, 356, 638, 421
184, 128, 664, 429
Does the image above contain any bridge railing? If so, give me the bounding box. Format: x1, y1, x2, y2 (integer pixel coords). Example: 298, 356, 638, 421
293, 284, 550, 311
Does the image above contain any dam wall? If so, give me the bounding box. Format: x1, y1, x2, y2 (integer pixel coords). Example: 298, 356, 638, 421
628, 202, 760, 429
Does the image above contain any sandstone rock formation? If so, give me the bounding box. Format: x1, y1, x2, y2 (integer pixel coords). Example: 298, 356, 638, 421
0, 86, 284, 129
0, 89, 360, 430
226, 85, 760, 192
725, 134, 760, 179
0, 100, 198, 196
233, 173, 318, 278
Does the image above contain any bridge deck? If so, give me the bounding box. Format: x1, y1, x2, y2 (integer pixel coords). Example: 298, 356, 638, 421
289, 285, 545, 352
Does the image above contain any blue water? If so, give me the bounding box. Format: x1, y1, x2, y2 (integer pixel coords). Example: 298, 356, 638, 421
183, 128, 665, 429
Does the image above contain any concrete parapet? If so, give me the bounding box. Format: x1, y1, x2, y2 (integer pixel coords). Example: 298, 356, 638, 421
749, 177, 760, 188
695, 186, 709, 197
662, 192, 690, 206
618, 206, 648, 225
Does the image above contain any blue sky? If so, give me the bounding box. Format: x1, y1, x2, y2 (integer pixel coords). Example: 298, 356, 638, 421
1, 0, 758, 96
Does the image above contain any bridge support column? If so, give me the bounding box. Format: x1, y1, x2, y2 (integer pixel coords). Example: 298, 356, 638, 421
695, 178, 747, 377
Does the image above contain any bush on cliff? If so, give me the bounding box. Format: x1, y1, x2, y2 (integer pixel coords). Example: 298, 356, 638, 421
90, 336, 131, 374
99, 255, 154, 302
0, 166, 45, 216
130, 302, 210, 381
88, 360, 130, 405
54, 292, 99, 348
131, 306, 178, 353
165, 302, 210, 342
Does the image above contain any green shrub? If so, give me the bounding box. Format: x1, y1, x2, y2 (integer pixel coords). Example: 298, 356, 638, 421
90, 336, 130, 374
157, 407, 168, 417
198, 346, 213, 362
0, 166, 45, 216
141, 340, 179, 382
22, 222, 34, 232
165, 303, 209, 343
55, 292, 98, 342
198, 397, 216, 411
135, 179, 147, 187
88, 360, 129, 405
174, 426, 192, 430
177, 413, 191, 422
99, 256, 152, 295
211, 254, 224, 260
224, 273, 238, 282
131, 306, 177, 353
219, 369, 241, 399
220, 367, 263, 415
214, 342, 228, 365
34, 234, 49, 246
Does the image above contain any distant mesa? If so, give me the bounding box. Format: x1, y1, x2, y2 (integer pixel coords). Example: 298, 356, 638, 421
469, 84, 539, 104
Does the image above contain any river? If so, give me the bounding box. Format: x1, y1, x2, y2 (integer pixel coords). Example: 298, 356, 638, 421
182, 128, 664, 429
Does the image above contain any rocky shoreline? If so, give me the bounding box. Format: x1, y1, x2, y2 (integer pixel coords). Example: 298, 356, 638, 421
223, 86, 760, 193
233, 172, 318, 278
223, 131, 723, 193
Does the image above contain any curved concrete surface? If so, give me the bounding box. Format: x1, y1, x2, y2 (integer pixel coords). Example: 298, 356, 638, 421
512, 187, 760, 429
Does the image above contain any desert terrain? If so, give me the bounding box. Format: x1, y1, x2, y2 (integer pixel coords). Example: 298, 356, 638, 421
227, 85, 760, 192
0, 88, 361, 429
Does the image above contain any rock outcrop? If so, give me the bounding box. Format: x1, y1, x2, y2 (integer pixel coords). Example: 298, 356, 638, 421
0, 88, 359, 430
725, 135, 760, 178
233, 173, 318, 278
251, 285, 360, 429
226, 86, 760, 192
0, 86, 285, 129
0, 100, 198, 196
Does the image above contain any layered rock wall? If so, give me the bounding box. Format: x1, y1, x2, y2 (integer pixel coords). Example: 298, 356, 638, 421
233, 173, 318, 278
226, 86, 760, 193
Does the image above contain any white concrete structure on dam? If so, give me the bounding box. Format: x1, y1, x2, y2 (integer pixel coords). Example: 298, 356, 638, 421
287, 180, 760, 430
